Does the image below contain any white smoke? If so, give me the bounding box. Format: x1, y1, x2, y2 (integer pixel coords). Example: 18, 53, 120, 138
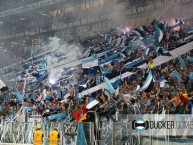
36, 37, 82, 84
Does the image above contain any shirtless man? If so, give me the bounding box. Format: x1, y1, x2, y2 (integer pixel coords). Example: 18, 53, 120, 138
165, 95, 181, 113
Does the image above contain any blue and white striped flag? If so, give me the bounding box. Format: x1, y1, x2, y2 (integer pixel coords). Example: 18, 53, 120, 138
82, 57, 98, 68
159, 77, 169, 88
153, 21, 163, 42
139, 70, 153, 92
86, 97, 99, 109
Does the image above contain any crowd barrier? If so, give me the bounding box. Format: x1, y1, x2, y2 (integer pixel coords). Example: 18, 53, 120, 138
0, 144, 32, 145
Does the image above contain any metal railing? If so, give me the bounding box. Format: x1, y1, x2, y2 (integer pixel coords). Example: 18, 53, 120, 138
0, 121, 95, 145
2, 113, 193, 145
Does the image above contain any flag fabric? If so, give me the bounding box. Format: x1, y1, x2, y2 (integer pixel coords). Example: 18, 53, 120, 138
125, 58, 145, 68
79, 113, 87, 121
99, 53, 119, 65
152, 45, 160, 52
83, 68, 97, 75
158, 48, 171, 56
163, 21, 168, 29
86, 97, 99, 109
144, 47, 150, 56
103, 89, 111, 97
139, 26, 149, 34
153, 21, 163, 42
135, 27, 148, 37
171, 70, 182, 85
178, 55, 186, 68
25, 107, 32, 112
112, 79, 121, 90
189, 72, 193, 81
37, 62, 47, 75
134, 85, 140, 93
115, 37, 123, 47
100, 66, 108, 74
132, 30, 142, 37
48, 112, 68, 121
73, 109, 81, 121
73, 105, 87, 121
76, 122, 87, 145
15, 92, 22, 102
82, 57, 98, 68
159, 77, 169, 88
115, 86, 119, 97
139, 70, 153, 92
108, 36, 113, 44
104, 77, 115, 94
187, 55, 193, 63
0, 79, 8, 92
143, 36, 155, 46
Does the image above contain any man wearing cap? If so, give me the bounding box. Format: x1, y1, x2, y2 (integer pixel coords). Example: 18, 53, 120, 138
33, 125, 44, 145
48, 127, 60, 145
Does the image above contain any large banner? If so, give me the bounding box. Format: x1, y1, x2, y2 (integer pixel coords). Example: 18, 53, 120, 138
0, 0, 64, 18
0, 0, 192, 40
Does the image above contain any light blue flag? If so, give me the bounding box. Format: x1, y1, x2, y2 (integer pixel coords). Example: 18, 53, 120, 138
189, 72, 193, 81
48, 112, 67, 121
104, 77, 115, 94
187, 55, 193, 63
76, 122, 87, 145
171, 70, 182, 85
15, 92, 22, 103
25, 107, 32, 112
178, 55, 186, 68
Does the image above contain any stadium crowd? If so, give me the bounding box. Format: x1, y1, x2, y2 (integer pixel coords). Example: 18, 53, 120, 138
1, 19, 193, 123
